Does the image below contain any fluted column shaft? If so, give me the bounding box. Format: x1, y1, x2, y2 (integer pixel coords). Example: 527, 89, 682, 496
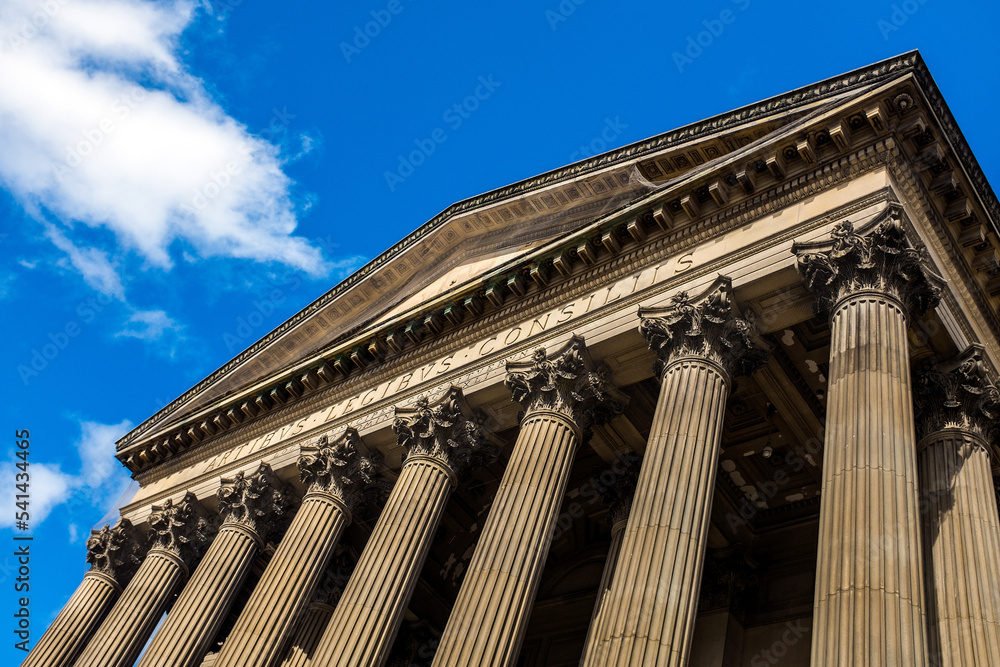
810, 293, 928, 665
583, 357, 729, 666
22, 571, 120, 667
213, 491, 349, 667
73, 548, 188, 667
137, 523, 262, 667
311, 457, 454, 667
433, 411, 580, 667
580, 517, 627, 661
280, 602, 334, 667
920, 430, 1000, 666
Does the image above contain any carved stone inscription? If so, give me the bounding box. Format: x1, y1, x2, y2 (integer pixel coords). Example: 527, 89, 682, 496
175, 250, 701, 479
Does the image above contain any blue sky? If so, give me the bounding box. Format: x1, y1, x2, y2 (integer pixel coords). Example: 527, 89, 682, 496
1, 0, 997, 662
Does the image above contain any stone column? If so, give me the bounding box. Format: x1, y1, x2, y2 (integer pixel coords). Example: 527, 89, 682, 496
582, 278, 766, 666
279, 549, 354, 667
435, 336, 623, 667
137, 464, 290, 667
310, 386, 495, 667
913, 347, 1000, 666
793, 204, 941, 666
213, 428, 384, 667
73, 494, 213, 667
580, 454, 641, 661
23, 521, 143, 667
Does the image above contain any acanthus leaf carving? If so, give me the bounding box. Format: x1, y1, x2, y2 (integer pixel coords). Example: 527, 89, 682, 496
86, 519, 144, 586
298, 427, 387, 513
147, 492, 215, 567
217, 463, 292, 544
639, 276, 767, 379
793, 202, 942, 317
913, 345, 1000, 443
505, 336, 624, 434
393, 386, 496, 479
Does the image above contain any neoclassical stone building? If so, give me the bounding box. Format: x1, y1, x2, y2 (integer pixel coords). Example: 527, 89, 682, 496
27, 51, 1000, 667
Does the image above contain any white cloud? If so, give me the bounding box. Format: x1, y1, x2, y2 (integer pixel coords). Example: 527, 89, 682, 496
0, 419, 134, 530
0, 0, 327, 286
117, 309, 181, 341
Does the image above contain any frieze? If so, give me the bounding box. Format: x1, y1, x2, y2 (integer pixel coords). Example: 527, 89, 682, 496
122, 129, 897, 477
126, 174, 895, 513
122, 53, 956, 451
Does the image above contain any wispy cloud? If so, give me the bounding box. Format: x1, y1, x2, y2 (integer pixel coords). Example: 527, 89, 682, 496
1, 419, 135, 529
117, 309, 182, 342
0, 0, 328, 292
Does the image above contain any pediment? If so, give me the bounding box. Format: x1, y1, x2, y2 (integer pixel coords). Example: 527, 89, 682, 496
118, 51, 1000, 468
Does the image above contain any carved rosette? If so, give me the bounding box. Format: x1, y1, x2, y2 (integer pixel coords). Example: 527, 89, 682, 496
298, 428, 387, 512
505, 336, 624, 434
217, 463, 291, 544
793, 203, 942, 317
147, 493, 214, 567
85, 519, 144, 586
913, 346, 1000, 443
393, 386, 496, 478
639, 277, 767, 380
600, 453, 642, 527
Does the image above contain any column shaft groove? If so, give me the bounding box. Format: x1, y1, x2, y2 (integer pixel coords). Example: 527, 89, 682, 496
583, 359, 728, 666
279, 603, 334, 667
810, 295, 928, 665
73, 549, 186, 667
22, 572, 119, 667
920, 431, 1000, 666
433, 413, 578, 667
212, 493, 348, 667
137, 524, 261, 667
310, 459, 453, 667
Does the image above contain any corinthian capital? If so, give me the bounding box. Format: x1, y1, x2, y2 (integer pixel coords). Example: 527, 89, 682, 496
86, 519, 144, 586
505, 336, 624, 433
147, 493, 215, 567
639, 277, 766, 380
913, 345, 1000, 443
793, 203, 941, 316
298, 428, 386, 512
217, 463, 291, 543
393, 386, 496, 478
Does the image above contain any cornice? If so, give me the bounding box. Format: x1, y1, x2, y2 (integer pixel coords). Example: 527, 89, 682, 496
119, 52, 938, 451
128, 156, 895, 491
123, 122, 900, 475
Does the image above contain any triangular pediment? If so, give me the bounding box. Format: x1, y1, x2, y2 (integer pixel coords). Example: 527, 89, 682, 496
118, 51, 1000, 468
